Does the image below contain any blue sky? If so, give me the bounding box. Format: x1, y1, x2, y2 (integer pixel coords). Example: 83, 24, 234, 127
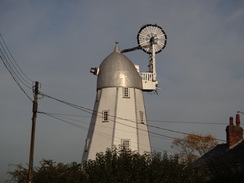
1, 0, 244, 181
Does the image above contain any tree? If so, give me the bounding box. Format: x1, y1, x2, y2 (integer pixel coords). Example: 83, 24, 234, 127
7, 160, 83, 183
7, 164, 28, 183
172, 134, 218, 164
82, 147, 188, 183
7, 147, 194, 183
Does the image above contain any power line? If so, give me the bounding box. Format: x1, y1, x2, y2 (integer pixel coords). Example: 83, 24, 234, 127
0, 47, 31, 89
38, 112, 90, 118
0, 53, 32, 101
146, 124, 225, 142
35, 111, 227, 126
38, 110, 172, 142
0, 34, 33, 85
38, 110, 174, 153
38, 92, 226, 143
0, 33, 33, 101
39, 91, 93, 114
38, 110, 217, 154
148, 119, 226, 125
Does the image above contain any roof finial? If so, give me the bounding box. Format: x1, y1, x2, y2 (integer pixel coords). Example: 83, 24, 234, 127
114, 41, 120, 53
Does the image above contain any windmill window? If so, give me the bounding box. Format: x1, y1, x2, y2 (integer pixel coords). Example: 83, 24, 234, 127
96, 90, 101, 102
102, 110, 109, 122
140, 111, 144, 124
84, 139, 90, 152
122, 87, 130, 98
121, 139, 130, 150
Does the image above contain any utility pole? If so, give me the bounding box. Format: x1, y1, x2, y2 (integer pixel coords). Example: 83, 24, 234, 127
28, 81, 39, 183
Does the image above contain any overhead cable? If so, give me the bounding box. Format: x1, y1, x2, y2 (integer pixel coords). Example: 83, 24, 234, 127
38, 92, 226, 143
0, 33, 33, 101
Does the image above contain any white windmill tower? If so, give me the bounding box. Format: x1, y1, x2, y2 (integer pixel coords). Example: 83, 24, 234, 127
82, 24, 167, 161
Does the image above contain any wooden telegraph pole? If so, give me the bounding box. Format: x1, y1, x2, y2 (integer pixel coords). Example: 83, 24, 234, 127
28, 81, 39, 183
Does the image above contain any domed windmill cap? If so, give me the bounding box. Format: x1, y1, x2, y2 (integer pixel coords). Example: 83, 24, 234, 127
97, 42, 143, 90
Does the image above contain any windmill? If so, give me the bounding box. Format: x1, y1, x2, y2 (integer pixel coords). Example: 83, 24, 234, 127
82, 24, 167, 161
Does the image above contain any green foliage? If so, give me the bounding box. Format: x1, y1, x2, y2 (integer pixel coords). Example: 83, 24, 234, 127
7, 164, 28, 183
82, 147, 152, 183
8, 143, 242, 183
32, 160, 82, 183
6, 147, 203, 183
76, 147, 190, 183
7, 160, 83, 183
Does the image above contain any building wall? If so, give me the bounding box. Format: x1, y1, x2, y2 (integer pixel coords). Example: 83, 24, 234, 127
113, 87, 139, 150
135, 89, 151, 154
82, 86, 151, 161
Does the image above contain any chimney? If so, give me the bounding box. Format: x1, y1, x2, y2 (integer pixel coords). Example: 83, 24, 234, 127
229, 117, 234, 125
226, 114, 243, 148
236, 113, 240, 127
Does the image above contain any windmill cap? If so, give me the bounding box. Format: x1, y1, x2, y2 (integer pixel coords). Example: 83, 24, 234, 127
97, 43, 143, 90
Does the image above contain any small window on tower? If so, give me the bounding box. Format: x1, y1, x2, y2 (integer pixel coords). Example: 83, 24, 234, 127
121, 139, 130, 150
96, 90, 101, 102
140, 111, 144, 124
123, 87, 130, 98
84, 139, 90, 152
102, 110, 109, 122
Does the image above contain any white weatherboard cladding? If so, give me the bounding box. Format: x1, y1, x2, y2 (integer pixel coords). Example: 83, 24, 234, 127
82, 88, 116, 160
134, 89, 151, 154
82, 87, 151, 161
113, 87, 138, 150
